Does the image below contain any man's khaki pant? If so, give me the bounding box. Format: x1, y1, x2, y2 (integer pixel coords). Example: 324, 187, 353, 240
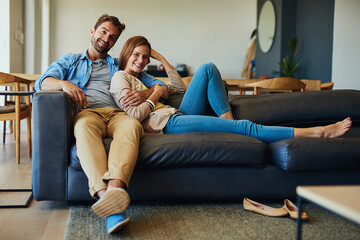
74, 107, 143, 198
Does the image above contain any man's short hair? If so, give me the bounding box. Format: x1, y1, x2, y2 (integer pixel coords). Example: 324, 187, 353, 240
94, 14, 126, 36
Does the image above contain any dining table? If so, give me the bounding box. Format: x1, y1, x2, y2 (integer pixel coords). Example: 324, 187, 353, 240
7, 73, 41, 86
223, 78, 321, 95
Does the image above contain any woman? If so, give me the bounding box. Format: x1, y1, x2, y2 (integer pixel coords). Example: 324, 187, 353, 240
110, 36, 351, 143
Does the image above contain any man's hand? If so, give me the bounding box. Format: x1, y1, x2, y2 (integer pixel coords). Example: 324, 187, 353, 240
41, 77, 88, 110
60, 81, 88, 110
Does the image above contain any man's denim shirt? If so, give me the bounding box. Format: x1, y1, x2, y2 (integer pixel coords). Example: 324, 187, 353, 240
35, 50, 167, 92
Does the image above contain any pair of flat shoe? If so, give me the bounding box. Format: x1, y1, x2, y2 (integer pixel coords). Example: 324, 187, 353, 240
243, 198, 309, 220
92, 187, 130, 218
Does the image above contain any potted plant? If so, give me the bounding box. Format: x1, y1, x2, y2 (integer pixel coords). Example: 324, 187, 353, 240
273, 36, 302, 78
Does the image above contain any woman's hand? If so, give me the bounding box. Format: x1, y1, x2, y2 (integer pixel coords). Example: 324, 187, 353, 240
150, 49, 164, 61
151, 48, 175, 72
154, 84, 167, 94
146, 84, 167, 107
154, 84, 169, 100
121, 90, 150, 107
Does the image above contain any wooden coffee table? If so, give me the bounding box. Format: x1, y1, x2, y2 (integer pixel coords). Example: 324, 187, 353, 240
296, 185, 360, 240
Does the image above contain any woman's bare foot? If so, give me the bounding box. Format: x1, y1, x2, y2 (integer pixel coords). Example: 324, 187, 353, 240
319, 117, 352, 138
294, 117, 352, 138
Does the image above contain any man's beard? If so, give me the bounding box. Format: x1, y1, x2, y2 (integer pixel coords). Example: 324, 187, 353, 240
91, 37, 110, 54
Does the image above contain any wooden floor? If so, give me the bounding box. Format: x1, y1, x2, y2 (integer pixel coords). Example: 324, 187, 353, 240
0, 132, 69, 240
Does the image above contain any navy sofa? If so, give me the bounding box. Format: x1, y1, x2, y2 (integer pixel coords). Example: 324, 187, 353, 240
32, 90, 360, 203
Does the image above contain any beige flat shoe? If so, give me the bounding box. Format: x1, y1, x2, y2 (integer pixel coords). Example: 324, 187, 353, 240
243, 198, 289, 217
283, 199, 309, 220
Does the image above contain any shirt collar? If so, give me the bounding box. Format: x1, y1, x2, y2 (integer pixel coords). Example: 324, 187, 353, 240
105, 55, 115, 64
80, 50, 89, 60
82, 49, 115, 64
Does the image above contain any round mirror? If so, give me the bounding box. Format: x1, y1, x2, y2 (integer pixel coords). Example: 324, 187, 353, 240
258, 0, 276, 53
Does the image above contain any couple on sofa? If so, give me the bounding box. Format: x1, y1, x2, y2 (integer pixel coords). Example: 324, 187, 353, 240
35, 14, 351, 234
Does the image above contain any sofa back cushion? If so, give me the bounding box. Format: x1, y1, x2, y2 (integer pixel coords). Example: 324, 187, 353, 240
229, 90, 360, 127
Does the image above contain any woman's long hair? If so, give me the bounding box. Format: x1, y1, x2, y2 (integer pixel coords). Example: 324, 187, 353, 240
119, 36, 151, 70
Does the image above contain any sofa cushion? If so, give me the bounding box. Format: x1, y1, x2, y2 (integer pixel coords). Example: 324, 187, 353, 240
229, 90, 360, 127
269, 127, 360, 170
163, 92, 184, 109
137, 132, 266, 168
70, 132, 267, 171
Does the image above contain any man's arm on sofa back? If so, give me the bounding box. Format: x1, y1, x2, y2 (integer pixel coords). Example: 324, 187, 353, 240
32, 91, 73, 201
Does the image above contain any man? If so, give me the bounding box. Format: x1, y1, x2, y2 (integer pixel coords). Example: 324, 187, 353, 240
35, 14, 165, 234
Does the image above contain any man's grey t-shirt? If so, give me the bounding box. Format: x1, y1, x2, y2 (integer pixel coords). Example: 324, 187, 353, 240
85, 59, 118, 109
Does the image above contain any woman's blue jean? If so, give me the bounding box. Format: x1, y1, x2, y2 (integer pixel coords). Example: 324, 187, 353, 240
163, 62, 294, 143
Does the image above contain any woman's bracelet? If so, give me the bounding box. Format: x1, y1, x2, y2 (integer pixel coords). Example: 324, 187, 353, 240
146, 99, 155, 110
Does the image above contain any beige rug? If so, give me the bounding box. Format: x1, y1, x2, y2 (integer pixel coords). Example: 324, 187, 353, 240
65, 202, 360, 239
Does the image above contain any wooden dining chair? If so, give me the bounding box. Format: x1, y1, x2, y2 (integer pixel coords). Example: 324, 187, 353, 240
2, 85, 24, 143
2, 86, 12, 143
244, 77, 306, 95
0, 72, 33, 164
321, 82, 334, 90
300, 79, 322, 91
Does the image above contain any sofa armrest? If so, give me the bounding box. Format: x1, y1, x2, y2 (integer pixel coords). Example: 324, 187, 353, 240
32, 91, 73, 201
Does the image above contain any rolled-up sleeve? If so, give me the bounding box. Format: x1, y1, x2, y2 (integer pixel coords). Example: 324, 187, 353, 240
35, 54, 75, 91
166, 69, 187, 94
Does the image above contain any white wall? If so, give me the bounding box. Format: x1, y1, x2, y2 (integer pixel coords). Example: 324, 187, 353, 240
332, 0, 360, 90
48, 0, 257, 78
9, 0, 24, 73
0, 0, 10, 73
0, 0, 25, 133
0, 0, 9, 132
24, 0, 36, 74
